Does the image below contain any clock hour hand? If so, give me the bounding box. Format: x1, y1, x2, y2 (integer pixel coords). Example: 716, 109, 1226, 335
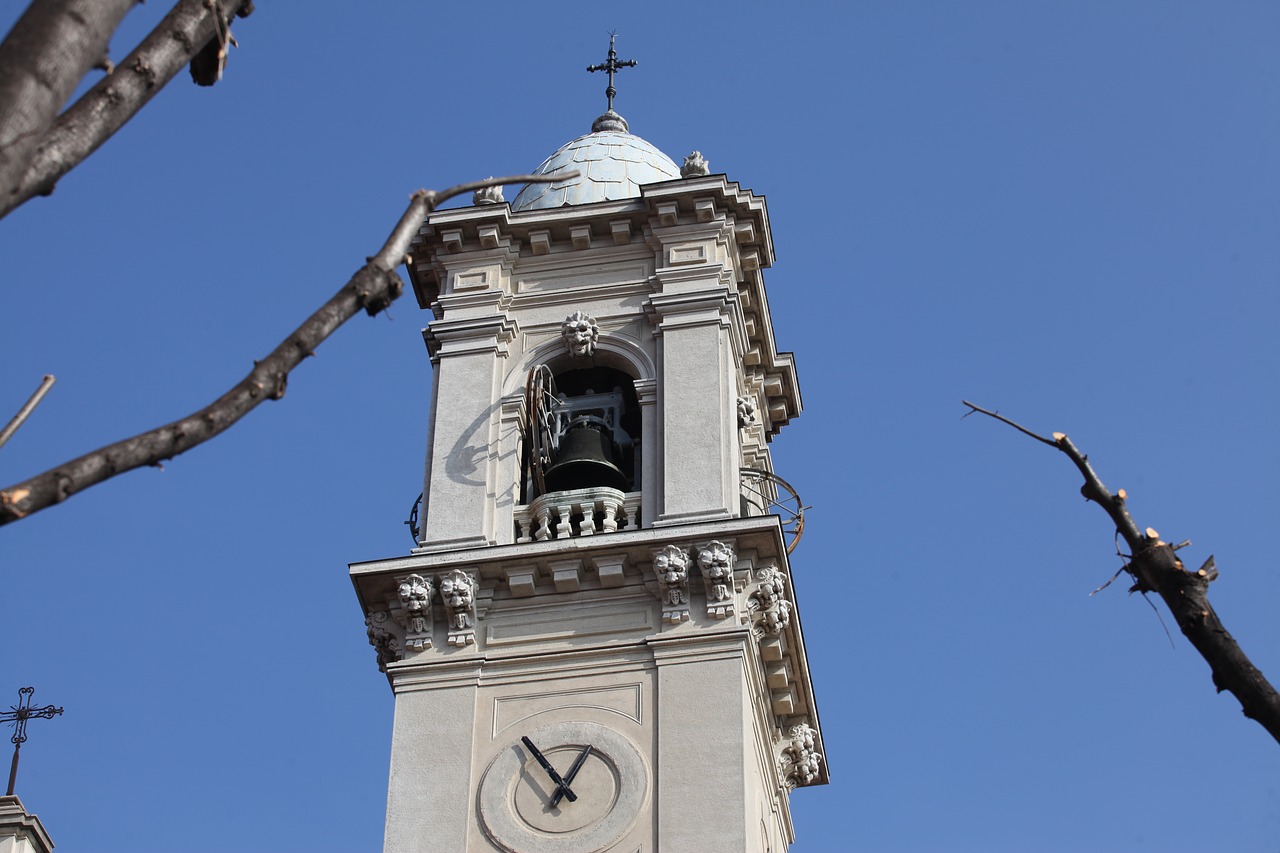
548, 745, 592, 808
521, 736, 578, 803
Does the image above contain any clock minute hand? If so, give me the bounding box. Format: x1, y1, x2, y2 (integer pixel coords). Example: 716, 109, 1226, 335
548, 745, 593, 808
521, 736, 578, 803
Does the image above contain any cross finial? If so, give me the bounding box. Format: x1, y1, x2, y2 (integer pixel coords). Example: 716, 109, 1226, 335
2, 686, 63, 796
586, 32, 636, 113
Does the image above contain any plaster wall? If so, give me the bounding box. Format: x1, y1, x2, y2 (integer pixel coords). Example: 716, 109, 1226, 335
384, 661, 483, 853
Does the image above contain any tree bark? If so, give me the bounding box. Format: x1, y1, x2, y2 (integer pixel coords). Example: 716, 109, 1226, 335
0, 0, 253, 221
964, 401, 1280, 746
0, 172, 575, 525
0, 0, 137, 210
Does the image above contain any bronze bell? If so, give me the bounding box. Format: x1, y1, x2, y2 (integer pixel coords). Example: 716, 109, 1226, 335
543, 416, 629, 493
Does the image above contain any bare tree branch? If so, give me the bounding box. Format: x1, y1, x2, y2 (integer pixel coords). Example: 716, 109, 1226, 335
0, 0, 253, 221
0, 0, 137, 209
0, 171, 577, 525
0, 375, 56, 450
964, 400, 1280, 745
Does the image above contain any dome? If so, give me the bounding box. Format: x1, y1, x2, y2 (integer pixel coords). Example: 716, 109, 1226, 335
510, 112, 681, 212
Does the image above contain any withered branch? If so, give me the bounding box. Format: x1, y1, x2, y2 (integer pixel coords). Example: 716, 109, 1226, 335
0, 0, 255, 221
0, 172, 575, 525
963, 400, 1280, 745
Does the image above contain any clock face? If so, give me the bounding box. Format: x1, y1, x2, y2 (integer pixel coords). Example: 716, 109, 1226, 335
478, 721, 649, 853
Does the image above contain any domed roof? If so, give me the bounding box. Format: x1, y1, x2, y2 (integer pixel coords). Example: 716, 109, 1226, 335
511, 112, 681, 212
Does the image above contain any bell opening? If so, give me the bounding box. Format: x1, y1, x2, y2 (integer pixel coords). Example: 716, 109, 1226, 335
521, 366, 641, 503
543, 416, 629, 493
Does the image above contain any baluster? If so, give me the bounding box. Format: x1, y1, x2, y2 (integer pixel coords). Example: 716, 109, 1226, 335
555, 503, 573, 539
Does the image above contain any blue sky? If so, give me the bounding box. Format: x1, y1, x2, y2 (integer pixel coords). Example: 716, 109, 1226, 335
3, 2, 1279, 851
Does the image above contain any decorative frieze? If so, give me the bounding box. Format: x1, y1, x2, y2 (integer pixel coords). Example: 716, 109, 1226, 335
651, 544, 691, 623
697, 540, 736, 620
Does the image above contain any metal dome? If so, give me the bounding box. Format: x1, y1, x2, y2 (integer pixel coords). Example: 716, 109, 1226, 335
511, 112, 681, 212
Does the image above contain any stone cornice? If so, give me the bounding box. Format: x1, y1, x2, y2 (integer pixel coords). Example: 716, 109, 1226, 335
422, 314, 518, 361
351, 515, 826, 787
0, 796, 54, 853
406, 176, 798, 438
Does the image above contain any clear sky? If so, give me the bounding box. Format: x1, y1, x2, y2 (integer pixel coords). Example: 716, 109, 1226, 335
3, 2, 1279, 851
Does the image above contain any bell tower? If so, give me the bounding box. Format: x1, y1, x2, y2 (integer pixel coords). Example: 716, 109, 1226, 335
351, 55, 826, 851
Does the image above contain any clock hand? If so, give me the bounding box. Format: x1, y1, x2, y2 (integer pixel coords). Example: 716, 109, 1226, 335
548, 745, 592, 808
521, 736, 578, 803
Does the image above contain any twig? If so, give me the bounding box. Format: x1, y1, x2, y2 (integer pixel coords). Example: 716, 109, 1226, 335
1088, 564, 1124, 597
962, 400, 1143, 548
1139, 590, 1176, 649
0, 375, 56, 450
961, 400, 1056, 446
0, 171, 574, 524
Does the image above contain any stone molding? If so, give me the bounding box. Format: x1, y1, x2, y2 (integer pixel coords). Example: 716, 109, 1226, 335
355, 518, 826, 785
422, 314, 518, 362
0, 795, 54, 853
405, 174, 799, 439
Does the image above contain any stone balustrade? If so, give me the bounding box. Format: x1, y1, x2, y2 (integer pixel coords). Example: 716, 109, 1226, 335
514, 487, 641, 543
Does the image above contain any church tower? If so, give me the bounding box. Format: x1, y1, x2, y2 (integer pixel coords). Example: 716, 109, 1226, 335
351, 47, 826, 852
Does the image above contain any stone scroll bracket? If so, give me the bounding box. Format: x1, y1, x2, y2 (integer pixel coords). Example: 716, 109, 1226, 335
748, 564, 802, 721
365, 610, 403, 673
749, 565, 792, 637
697, 540, 737, 620
648, 544, 692, 624
642, 540, 756, 625
439, 568, 480, 647
392, 573, 434, 653
364, 567, 490, 668
778, 721, 823, 791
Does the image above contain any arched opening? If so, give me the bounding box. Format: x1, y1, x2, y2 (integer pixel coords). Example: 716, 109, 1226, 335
520, 364, 641, 505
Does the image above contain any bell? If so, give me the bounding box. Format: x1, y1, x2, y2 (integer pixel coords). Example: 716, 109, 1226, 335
543, 416, 629, 493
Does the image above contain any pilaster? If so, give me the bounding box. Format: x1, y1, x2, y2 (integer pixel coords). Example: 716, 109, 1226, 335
650, 630, 752, 851
646, 289, 741, 524
418, 313, 518, 552
383, 658, 485, 853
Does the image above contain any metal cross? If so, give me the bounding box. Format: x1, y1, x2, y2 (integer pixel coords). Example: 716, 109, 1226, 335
2, 687, 63, 796
586, 32, 636, 113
